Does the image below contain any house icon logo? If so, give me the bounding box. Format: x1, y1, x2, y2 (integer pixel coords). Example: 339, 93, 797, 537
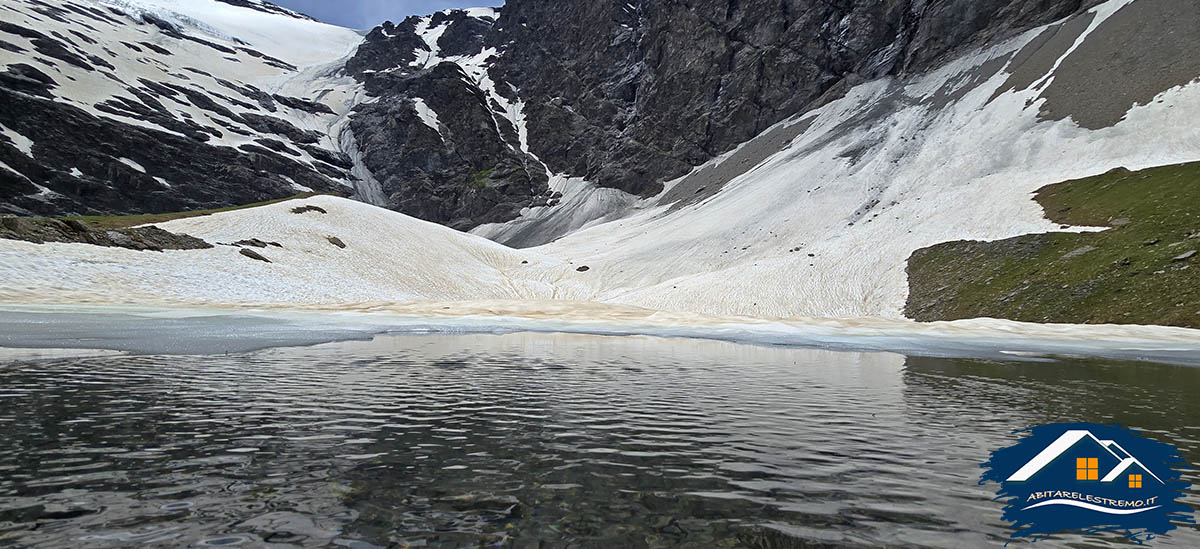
981, 423, 1193, 542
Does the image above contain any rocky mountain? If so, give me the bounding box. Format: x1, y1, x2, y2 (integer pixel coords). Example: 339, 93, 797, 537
342, 0, 1113, 235
0, 0, 1197, 325
0, 0, 1120, 230
0, 0, 362, 217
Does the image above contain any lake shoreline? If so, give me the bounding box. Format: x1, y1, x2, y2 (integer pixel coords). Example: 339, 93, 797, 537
4, 302, 1199, 366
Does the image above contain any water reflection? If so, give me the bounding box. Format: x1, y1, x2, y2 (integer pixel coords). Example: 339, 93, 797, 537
0, 333, 1196, 547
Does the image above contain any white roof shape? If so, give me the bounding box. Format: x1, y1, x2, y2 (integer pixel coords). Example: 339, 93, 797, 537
1006, 430, 1162, 484
1102, 457, 1165, 484
1101, 439, 1132, 459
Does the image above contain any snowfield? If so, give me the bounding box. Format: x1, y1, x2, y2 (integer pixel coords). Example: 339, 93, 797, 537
1, 0, 1199, 346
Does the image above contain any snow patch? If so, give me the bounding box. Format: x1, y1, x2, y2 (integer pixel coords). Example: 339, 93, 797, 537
30, 184, 60, 200
280, 175, 311, 193
0, 124, 34, 158
98, 0, 362, 67
0, 161, 29, 180
412, 98, 443, 137
462, 8, 499, 20
118, 158, 147, 173
410, 17, 451, 67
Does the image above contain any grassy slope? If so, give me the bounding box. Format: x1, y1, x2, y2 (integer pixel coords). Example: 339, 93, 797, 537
905, 162, 1200, 328
59, 193, 326, 229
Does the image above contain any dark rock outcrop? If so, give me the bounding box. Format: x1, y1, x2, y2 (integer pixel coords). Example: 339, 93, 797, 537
0, 0, 1125, 231
291, 205, 327, 214
345, 0, 1106, 212
351, 53, 549, 230
0, 216, 211, 251
239, 247, 271, 262
0, 1, 354, 219
0, 88, 344, 218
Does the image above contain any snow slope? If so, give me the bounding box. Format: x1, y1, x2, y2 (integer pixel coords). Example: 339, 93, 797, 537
0, 0, 364, 186
528, 0, 1200, 319
98, 0, 356, 67
0, 195, 564, 306
1, 0, 1198, 333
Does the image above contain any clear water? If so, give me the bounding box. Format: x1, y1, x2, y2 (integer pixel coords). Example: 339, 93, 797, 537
0, 333, 1198, 548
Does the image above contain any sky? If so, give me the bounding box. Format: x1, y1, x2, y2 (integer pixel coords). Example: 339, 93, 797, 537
271, 0, 503, 29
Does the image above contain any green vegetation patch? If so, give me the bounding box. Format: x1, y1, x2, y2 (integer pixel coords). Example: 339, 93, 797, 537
470, 168, 495, 188
905, 162, 1200, 328
58, 192, 328, 230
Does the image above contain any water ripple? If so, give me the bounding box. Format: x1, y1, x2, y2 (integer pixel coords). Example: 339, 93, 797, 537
0, 334, 1198, 547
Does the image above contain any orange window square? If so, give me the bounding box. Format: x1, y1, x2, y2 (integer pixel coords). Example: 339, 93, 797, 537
1087, 458, 1098, 468
1077, 458, 1088, 468
1077, 469, 1088, 480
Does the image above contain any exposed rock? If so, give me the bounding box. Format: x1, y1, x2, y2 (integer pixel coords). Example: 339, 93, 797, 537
228, 238, 276, 248
239, 248, 271, 262
271, 94, 334, 115
326, 236, 346, 248
0, 88, 345, 218
1060, 246, 1096, 260
350, 58, 548, 230
0, 217, 211, 251
1174, 250, 1197, 262
342, 0, 1104, 227
239, 113, 323, 144
62, 219, 90, 232
0, 63, 58, 98
576, 265, 590, 272
301, 145, 353, 169
211, 0, 316, 21
254, 137, 302, 157
1034, 0, 1200, 130
291, 205, 327, 214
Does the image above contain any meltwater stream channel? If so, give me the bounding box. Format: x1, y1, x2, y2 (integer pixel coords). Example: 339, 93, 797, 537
1, 332, 1198, 548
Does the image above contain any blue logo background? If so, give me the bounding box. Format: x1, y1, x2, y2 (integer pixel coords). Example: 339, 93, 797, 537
981, 422, 1193, 543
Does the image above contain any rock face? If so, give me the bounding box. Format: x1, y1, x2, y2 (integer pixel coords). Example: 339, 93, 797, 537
348, 11, 551, 230
0, 88, 346, 217
0, 216, 211, 251
0, 0, 359, 218
345, 0, 1104, 211
1, 0, 1112, 230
